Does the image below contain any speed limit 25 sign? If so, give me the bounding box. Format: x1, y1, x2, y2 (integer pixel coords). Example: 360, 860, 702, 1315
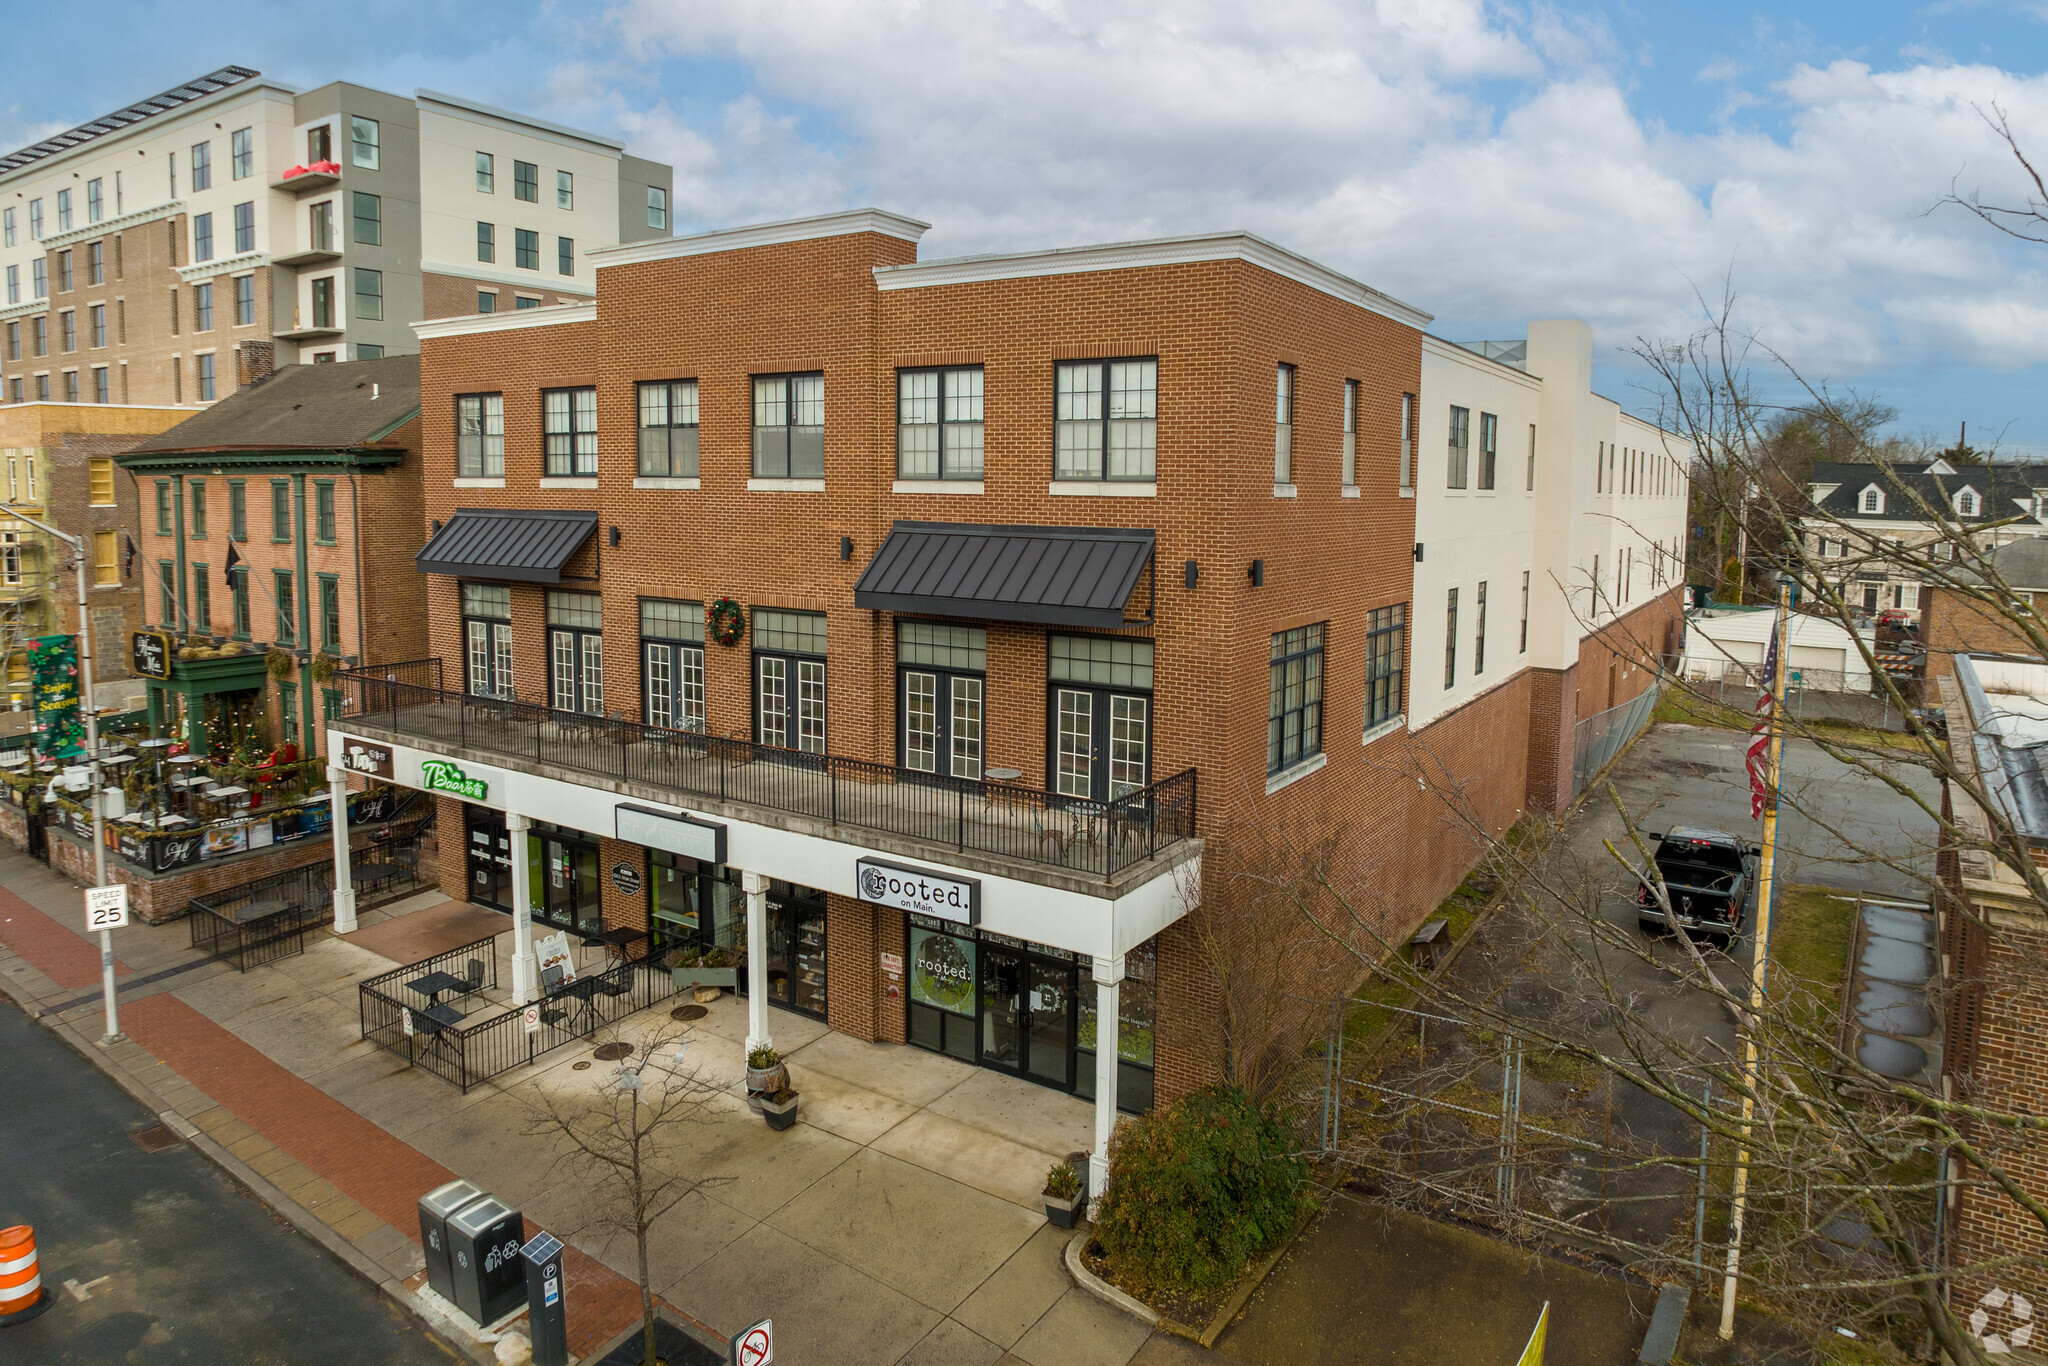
84, 883, 129, 932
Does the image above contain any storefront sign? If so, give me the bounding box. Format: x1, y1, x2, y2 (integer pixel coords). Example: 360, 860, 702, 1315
131, 630, 173, 680
420, 759, 489, 800
339, 736, 394, 779
30, 635, 84, 760
857, 857, 980, 925
611, 862, 643, 896
616, 803, 725, 864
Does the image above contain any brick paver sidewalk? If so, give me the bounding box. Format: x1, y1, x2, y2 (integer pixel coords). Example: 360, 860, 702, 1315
0, 867, 653, 1360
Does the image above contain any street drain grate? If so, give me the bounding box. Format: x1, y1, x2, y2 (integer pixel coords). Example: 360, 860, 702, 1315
571, 1061, 593, 1070
131, 1123, 180, 1153
592, 1042, 635, 1062
670, 1005, 708, 1022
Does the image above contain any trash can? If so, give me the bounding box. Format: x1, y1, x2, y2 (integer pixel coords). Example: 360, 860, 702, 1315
445, 1194, 527, 1327
418, 1179, 487, 1304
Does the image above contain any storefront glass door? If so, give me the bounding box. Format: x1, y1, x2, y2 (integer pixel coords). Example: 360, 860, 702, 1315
465, 806, 511, 910
532, 829, 600, 935
978, 943, 1073, 1087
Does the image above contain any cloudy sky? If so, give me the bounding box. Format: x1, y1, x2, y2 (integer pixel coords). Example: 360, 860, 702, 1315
8, 2, 2048, 447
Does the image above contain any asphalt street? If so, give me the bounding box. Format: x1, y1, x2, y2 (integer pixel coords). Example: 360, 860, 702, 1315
0, 997, 456, 1366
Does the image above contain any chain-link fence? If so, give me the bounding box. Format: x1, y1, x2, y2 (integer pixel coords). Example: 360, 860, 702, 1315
1682, 659, 1906, 731
1572, 684, 1660, 796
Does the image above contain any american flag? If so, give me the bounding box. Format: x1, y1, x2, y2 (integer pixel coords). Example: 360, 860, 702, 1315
1747, 632, 1778, 820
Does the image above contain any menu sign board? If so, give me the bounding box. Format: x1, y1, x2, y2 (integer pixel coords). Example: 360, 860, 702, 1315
131, 630, 173, 680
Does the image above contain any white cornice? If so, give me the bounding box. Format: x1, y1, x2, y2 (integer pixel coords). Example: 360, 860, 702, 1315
178, 250, 270, 285
420, 260, 595, 298
412, 300, 597, 340
42, 200, 185, 251
587, 209, 930, 269
872, 231, 1435, 330
0, 298, 46, 323
414, 89, 625, 155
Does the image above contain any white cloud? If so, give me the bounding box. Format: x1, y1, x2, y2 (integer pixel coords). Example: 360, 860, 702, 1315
569, 2, 2048, 382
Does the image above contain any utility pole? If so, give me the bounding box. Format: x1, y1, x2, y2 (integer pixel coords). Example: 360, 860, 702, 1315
3, 504, 116, 1042
1719, 575, 1790, 1339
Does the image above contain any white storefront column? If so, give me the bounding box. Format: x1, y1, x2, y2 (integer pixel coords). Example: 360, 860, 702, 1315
743, 870, 772, 1055
506, 811, 538, 1005
327, 767, 358, 934
1090, 954, 1125, 1199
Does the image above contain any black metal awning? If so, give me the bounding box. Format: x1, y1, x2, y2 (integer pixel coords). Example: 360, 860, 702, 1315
416, 509, 598, 584
854, 521, 1155, 629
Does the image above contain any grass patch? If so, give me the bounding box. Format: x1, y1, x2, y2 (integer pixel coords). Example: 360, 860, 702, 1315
1653, 688, 1750, 730
1767, 884, 1856, 998
1803, 715, 1936, 757
1342, 855, 1515, 1045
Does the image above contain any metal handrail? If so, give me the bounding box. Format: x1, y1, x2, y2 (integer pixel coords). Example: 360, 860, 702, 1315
338, 665, 1197, 878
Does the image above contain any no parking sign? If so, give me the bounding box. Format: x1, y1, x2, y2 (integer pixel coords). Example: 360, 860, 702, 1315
729, 1318, 773, 1365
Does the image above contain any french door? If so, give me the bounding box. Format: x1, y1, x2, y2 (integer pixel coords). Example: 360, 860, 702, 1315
465, 618, 512, 698
1051, 687, 1150, 800
756, 653, 825, 752
902, 668, 983, 779
549, 628, 603, 714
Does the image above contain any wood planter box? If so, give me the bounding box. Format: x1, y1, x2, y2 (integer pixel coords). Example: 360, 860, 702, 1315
761, 1092, 798, 1131
672, 966, 739, 993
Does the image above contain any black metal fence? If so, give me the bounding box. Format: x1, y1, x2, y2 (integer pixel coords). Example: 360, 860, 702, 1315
359, 941, 674, 1092
340, 664, 1197, 879
188, 861, 334, 971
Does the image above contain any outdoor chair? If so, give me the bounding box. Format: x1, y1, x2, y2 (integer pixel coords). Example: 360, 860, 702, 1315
459, 958, 485, 1001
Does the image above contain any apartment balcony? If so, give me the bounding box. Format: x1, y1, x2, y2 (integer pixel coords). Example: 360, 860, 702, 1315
275, 320, 344, 342
272, 246, 343, 269
337, 660, 1198, 898
271, 166, 341, 194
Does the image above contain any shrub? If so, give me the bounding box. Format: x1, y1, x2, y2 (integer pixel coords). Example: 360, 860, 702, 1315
1091, 1086, 1311, 1295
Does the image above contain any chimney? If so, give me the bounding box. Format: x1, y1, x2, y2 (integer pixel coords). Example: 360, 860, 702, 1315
235, 341, 276, 389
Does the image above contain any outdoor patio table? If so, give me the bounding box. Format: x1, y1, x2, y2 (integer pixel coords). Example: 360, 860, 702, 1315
552, 977, 608, 1037
598, 926, 648, 962
421, 1002, 466, 1028
355, 863, 405, 892
234, 898, 293, 926
407, 970, 467, 1005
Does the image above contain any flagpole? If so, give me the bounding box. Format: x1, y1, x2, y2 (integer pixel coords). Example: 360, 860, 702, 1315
1720, 576, 1791, 1340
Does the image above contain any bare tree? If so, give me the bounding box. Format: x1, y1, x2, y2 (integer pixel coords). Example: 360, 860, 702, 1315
520, 1020, 728, 1366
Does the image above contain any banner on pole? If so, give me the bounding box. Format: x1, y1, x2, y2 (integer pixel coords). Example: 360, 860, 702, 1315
30, 634, 84, 760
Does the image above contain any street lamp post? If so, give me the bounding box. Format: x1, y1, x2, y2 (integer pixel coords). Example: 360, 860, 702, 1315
3, 503, 117, 1043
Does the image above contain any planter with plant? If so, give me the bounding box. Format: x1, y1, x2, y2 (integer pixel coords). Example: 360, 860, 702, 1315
667, 944, 742, 998
1043, 1159, 1086, 1228
745, 1046, 787, 1097
265, 647, 296, 679
760, 1087, 798, 1131
309, 653, 340, 683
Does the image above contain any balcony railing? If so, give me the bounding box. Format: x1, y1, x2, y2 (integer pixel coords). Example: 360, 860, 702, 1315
339, 660, 1196, 880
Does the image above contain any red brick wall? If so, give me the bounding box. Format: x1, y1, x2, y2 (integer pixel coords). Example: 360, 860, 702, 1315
1921, 584, 2048, 683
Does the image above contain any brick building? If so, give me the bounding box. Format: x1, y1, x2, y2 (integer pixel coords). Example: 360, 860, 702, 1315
0, 65, 672, 410
1936, 652, 2048, 1317
0, 401, 187, 722
1919, 539, 2048, 689
324, 210, 1687, 1191
119, 355, 425, 760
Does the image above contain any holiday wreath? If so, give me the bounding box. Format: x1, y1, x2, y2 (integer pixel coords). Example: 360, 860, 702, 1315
708, 597, 747, 646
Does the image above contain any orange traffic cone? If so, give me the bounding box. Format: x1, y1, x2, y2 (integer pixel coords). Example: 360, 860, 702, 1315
0, 1225, 51, 1324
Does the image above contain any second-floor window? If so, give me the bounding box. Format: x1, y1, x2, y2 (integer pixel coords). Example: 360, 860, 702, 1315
320, 574, 342, 650
463, 583, 513, 699
272, 480, 292, 542
558, 236, 574, 276
59, 310, 75, 352
896, 367, 983, 480
194, 283, 214, 331
231, 566, 250, 638
1055, 358, 1156, 482
457, 394, 505, 478
235, 274, 255, 326
752, 373, 824, 479
547, 590, 603, 715
543, 387, 598, 476
638, 380, 699, 478
1274, 363, 1295, 485
753, 609, 827, 752
648, 186, 667, 230
155, 480, 172, 533
1268, 623, 1324, 775
88, 241, 103, 285
1365, 605, 1406, 727
642, 599, 705, 732
1447, 405, 1470, 489
229, 480, 246, 540
274, 571, 296, 644
315, 481, 336, 542
189, 480, 207, 536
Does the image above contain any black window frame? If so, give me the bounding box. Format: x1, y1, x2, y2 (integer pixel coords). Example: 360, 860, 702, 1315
1447, 405, 1470, 489
557, 236, 574, 276
1046, 634, 1154, 801
231, 127, 253, 180
895, 366, 984, 481
1444, 587, 1458, 689
751, 609, 828, 754
234, 274, 255, 326
1267, 622, 1325, 775
1053, 356, 1157, 482
546, 589, 604, 716
87, 240, 103, 285
476, 221, 495, 263
542, 386, 598, 477
310, 275, 334, 329
751, 372, 824, 480
1478, 412, 1498, 491
456, 393, 505, 478
89, 304, 105, 348
515, 228, 538, 271
1519, 571, 1530, 654
352, 191, 380, 246
637, 380, 700, 478
1473, 580, 1488, 676
513, 160, 538, 202
192, 212, 213, 263
193, 283, 213, 332
190, 140, 211, 191
462, 583, 514, 700
640, 598, 706, 732
1364, 604, 1406, 728
896, 620, 987, 780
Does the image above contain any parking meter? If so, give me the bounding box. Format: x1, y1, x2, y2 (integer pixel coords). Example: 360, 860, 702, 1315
521, 1230, 569, 1366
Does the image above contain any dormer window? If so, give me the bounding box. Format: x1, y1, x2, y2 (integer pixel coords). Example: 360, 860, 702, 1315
1955, 487, 1980, 518
1860, 486, 1884, 515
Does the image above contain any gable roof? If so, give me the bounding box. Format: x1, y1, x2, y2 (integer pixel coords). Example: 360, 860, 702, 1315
1808, 460, 2048, 526
124, 356, 421, 457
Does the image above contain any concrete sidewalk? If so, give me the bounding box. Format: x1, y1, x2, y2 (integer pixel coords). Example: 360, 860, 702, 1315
0, 843, 1166, 1365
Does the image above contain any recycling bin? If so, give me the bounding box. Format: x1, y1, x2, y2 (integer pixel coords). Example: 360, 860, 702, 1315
417, 1180, 487, 1304
445, 1194, 527, 1327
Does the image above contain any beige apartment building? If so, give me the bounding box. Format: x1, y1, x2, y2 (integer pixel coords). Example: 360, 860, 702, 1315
0, 65, 673, 410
